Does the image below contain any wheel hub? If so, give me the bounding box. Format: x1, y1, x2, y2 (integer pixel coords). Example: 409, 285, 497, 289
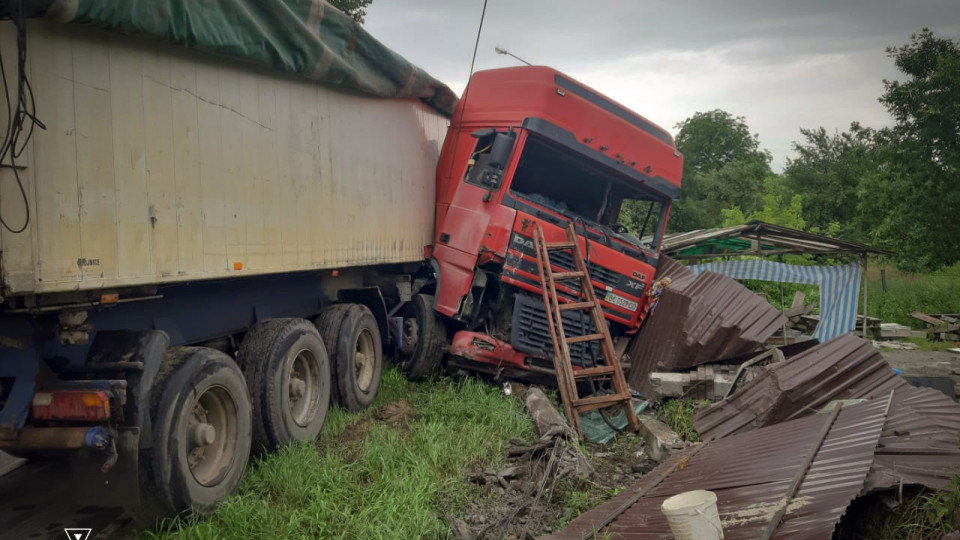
193, 422, 217, 446
287, 349, 321, 428
289, 377, 307, 399
354, 329, 376, 392
186, 385, 238, 487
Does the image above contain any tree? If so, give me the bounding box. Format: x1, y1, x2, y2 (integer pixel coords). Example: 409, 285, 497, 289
863, 29, 960, 270
670, 110, 772, 232
328, 0, 373, 24
782, 123, 877, 239
722, 175, 806, 230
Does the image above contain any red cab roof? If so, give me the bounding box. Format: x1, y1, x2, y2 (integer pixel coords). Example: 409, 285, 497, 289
454, 66, 682, 193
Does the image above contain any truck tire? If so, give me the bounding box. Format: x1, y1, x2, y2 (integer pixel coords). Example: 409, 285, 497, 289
329, 304, 382, 412
237, 319, 331, 453
398, 294, 446, 380
131, 347, 252, 524
314, 304, 353, 405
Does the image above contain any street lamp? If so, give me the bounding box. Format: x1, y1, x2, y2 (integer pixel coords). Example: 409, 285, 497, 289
495, 46, 532, 66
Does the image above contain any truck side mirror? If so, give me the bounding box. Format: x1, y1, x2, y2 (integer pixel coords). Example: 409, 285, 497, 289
480, 131, 516, 189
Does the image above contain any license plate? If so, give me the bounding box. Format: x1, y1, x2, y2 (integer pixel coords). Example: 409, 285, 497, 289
604, 291, 638, 312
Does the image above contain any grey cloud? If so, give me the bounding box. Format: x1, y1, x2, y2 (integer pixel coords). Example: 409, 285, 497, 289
365, 1, 960, 169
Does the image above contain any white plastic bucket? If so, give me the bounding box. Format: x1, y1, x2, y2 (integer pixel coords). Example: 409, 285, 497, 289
660, 490, 724, 540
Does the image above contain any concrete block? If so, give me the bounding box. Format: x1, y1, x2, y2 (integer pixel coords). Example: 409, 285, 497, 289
638, 413, 684, 461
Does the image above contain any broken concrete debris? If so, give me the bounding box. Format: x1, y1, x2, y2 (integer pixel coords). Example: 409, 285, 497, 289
647, 364, 737, 401
637, 413, 685, 462
523, 387, 594, 481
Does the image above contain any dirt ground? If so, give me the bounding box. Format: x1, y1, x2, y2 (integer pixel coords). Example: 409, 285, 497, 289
882, 349, 960, 380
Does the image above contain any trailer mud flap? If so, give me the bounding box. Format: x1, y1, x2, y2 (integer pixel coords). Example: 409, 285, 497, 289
69, 427, 140, 507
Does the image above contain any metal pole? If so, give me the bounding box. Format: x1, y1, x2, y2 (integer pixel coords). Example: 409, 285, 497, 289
780, 278, 787, 345
862, 253, 868, 339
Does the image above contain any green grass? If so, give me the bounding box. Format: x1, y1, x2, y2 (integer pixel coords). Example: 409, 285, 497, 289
865, 264, 960, 327
900, 337, 959, 351
147, 369, 535, 539
656, 399, 710, 443
860, 476, 960, 540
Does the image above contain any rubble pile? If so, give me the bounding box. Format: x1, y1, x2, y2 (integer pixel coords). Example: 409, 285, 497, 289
544, 256, 960, 539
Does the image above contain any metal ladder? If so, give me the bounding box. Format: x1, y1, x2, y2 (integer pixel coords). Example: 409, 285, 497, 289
532, 222, 640, 439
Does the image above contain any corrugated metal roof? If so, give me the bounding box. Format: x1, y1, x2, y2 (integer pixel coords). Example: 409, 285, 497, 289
661, 220, 895, 260
625, 256, 785, 394
864, 385, 960, 493
692, 335, 907, 441
543, 398, 890, 540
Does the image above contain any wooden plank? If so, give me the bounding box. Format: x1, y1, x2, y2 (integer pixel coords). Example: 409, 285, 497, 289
931, 323, 960, 335
912, 311, 947, 327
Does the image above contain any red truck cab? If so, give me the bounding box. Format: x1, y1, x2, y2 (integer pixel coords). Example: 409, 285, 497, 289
427, 66, 682, 381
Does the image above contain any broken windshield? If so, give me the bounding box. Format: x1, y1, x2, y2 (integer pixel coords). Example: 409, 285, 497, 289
509, 135, 668, 250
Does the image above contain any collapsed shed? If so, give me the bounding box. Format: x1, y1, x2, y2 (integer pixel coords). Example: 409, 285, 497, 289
625, 257, 786, 395
662, 220, 895, 341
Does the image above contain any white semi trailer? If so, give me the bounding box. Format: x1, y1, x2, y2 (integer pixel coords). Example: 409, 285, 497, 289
0, 1, 450, 520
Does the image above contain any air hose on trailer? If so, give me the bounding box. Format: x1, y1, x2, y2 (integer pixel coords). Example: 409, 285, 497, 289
0, 0, 46, 234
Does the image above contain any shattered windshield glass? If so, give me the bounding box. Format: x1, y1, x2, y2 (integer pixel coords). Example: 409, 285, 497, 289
509, 135, 667, 250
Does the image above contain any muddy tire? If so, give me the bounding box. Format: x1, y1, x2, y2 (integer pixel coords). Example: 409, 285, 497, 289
329, 304, 382, 412
398, 294, 446, 380
130, 347, 252, 524
314, 304, 353, 405
238, 319, 331, 454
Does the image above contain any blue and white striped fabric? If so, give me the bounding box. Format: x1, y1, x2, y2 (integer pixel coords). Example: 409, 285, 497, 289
687, 260, 862, 342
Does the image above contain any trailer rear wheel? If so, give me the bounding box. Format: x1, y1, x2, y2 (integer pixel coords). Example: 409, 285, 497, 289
398, 294, 446, 380
131, 347, 252, 523
330, 304, 382, 412
238, 319, 331, 453
314, 304, 353, 405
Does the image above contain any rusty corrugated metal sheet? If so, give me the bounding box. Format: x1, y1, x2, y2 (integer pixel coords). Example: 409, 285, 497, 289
543, 398, 890, 540
864, 385, 960, 493
692, 335, 907, 441
625, 256, 785, 394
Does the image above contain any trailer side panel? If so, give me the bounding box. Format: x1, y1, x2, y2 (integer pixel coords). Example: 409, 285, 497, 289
0, 21, 447, 297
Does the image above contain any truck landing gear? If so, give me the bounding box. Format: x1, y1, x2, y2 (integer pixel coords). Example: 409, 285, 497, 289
317, 304, 382, 412
131, 347, 252, 524
238, 319, 331, 453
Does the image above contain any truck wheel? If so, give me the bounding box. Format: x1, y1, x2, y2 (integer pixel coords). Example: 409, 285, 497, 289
131, 347, 252, 523
398, 294, 446, 380
238, 319, 331, 453
314, 304, 353, 405
332, 304, 382, 412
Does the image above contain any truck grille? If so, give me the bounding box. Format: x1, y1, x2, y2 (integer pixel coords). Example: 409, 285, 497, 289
546, 250, 620, 291
510, 294, 604, 366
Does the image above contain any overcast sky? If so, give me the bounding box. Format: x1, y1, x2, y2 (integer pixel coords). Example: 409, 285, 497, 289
365, 1, 960, 171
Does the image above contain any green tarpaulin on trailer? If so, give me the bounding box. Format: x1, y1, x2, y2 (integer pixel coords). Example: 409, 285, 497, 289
23, 0, 457, 115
